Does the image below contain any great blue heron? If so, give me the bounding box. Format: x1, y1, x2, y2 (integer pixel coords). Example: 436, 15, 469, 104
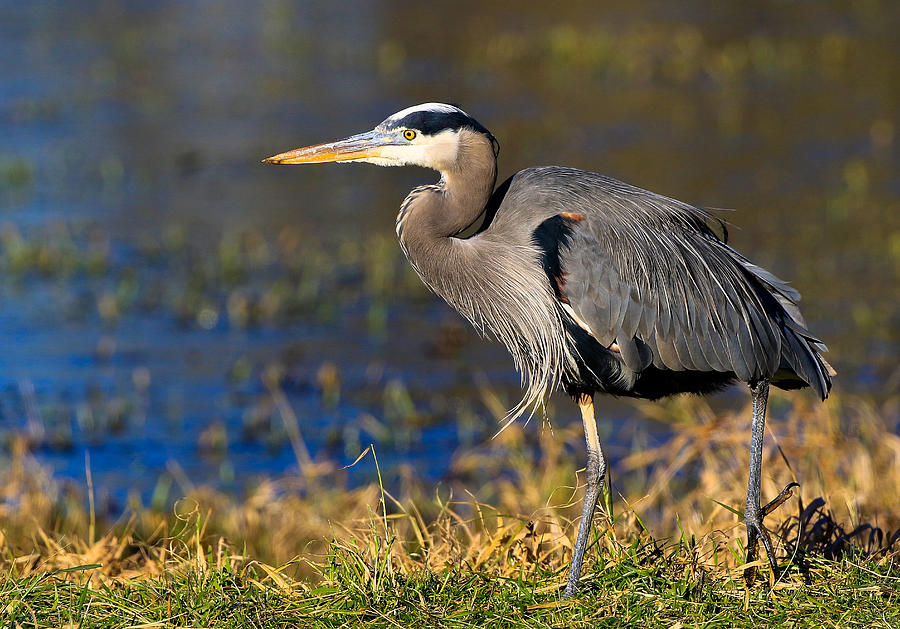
264, 103, 834, 597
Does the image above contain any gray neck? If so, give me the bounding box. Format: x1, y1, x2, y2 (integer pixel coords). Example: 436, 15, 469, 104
396, 131, 497, 252
394, 130, 577, 425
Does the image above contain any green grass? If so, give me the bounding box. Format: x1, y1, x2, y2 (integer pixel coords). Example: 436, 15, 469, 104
2, 392, 898, 627
2, 538, 898, 628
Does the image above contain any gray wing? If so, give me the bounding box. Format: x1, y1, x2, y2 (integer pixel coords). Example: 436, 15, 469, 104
549, 171, 828, 394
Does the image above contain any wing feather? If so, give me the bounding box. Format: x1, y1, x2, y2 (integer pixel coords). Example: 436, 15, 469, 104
543, 170, 806, 384
519, 166, 830, 397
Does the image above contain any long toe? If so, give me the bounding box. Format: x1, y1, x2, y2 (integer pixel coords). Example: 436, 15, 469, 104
743, 519, 761, 587
761, 482, 799, 518
744, 482, 799, 587
744, 516, 779, 587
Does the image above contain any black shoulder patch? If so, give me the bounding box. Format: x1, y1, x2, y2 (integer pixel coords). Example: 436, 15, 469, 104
532, 214, 579, 302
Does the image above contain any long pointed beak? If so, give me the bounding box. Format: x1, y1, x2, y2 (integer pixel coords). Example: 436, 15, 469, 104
262, 130, 390, 164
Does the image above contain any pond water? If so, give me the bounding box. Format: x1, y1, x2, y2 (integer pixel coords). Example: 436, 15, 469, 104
0, 1, 897, 509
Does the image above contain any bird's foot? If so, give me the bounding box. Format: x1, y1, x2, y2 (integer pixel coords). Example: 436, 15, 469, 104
743, 482, 799, 587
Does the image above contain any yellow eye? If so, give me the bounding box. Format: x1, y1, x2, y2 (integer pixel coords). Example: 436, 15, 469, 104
403, 129, 417, 141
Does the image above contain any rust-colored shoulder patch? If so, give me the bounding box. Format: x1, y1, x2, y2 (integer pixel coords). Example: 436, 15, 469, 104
559, 212, 585, 221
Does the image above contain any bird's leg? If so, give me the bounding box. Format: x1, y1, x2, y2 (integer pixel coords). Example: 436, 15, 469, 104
563, 394, 608, 598
743, 378, 782, 587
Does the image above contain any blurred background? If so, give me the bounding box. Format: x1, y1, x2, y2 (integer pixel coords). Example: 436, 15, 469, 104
0, 1, 897, 516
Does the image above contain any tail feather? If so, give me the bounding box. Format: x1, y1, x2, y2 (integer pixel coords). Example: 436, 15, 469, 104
775, 327, 832, 400
734, 254, 834, 400
769, 289, 834, 400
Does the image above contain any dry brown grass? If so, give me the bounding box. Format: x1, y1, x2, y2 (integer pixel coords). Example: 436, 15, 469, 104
0, 391, 898, 586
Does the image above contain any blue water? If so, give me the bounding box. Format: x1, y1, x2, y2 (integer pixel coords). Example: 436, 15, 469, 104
1, 1, 897, 509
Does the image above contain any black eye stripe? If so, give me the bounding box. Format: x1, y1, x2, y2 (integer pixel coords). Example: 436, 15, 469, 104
384, 110, 491, 136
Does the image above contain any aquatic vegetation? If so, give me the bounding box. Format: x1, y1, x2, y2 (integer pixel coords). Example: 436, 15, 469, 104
1, 390, 897, 571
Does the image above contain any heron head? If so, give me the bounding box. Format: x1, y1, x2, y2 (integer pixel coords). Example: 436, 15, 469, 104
263, 103, 498, 172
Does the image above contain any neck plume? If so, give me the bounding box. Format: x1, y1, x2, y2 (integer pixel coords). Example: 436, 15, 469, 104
395, 130, 577, 427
